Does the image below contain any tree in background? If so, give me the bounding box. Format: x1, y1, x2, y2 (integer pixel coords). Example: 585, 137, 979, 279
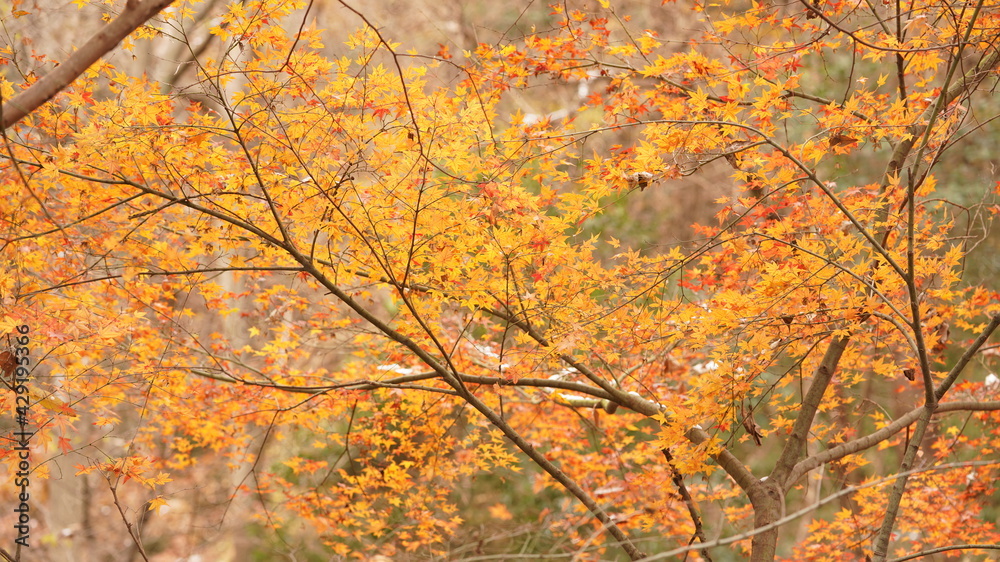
1, 0, 1000, 560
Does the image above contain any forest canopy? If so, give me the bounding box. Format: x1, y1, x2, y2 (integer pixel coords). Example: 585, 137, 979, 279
1, 0, 1000, 560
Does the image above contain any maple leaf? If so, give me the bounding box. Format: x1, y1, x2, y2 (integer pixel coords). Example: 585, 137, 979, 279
147, 496, 168, 513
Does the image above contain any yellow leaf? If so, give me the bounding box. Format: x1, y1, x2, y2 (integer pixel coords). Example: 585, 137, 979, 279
147, 497, 168, 513
488, 503, 513, 520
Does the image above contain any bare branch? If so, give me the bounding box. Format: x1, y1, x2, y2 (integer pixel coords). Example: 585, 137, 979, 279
888, 544, 1000, 562
107, 480, 150, 562
662, 448, 714, 562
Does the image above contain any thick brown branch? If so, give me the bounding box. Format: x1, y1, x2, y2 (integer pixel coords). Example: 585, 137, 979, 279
771, 335, 850, 486
936, 314, 1000, 399
685, 425, 758, 492
1, 0, 175, 130
787, 399, 1000, 486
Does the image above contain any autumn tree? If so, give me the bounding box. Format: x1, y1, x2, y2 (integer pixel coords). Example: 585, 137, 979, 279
2, 0, 1000, 560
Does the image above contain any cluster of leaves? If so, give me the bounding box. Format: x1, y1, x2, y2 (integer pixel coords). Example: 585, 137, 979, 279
1, 0, 1000, 560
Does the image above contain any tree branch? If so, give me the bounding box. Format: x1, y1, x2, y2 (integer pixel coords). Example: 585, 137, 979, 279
1, 0, 176, 130
662, 448, 714, 562
871, 406, 934, 561
879, 35, 1000, 197
872, 313, 1000, 560
286, 253, 649, 559
935, 314, 1000, 400
107, 479, 150, 562
888, 544, 1000, 562
787, 399, 1000, 486
771, 335, 850, 486
638, 460, 1000, 561
188, 367, 618, 402
685, 425, 758, 492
